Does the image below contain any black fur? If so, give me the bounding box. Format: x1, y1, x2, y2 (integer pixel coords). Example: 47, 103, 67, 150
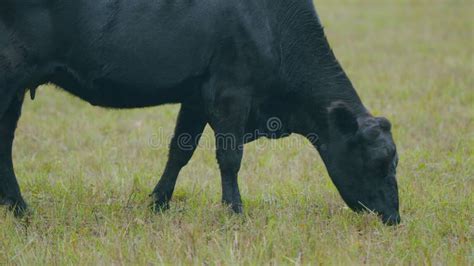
0, 0, 400, 225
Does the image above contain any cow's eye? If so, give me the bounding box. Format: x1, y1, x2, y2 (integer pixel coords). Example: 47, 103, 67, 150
369, 157, 390, 175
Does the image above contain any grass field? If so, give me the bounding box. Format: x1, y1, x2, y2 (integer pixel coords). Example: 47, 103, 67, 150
1, 0, 473, 265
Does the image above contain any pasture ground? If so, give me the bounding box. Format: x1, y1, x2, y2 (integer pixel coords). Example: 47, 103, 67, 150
1, 0, 473, 264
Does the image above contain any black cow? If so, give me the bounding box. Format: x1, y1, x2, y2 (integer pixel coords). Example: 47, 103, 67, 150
0, 0, 400, 225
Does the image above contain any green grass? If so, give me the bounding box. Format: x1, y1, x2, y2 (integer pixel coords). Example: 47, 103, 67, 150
1, 0, 473, 264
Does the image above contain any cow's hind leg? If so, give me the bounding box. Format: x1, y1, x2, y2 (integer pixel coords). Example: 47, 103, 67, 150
0, 94, 27, 217
151, 104, 207, 211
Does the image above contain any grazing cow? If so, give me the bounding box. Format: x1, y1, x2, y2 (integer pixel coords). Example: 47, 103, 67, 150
0, 0, 400, 225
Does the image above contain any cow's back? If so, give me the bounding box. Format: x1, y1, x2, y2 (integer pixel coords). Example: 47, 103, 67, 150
2, 0, 277, 107
49, 0, 223, 106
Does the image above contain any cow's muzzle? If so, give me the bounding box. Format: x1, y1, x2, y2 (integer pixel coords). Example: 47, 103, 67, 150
381, 212, 401, 226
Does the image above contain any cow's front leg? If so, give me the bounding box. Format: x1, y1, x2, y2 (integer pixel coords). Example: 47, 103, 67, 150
0, 95, 27, 217
151, 104, 207, 211
216, 137, 244, 213
209, 94, 250, 214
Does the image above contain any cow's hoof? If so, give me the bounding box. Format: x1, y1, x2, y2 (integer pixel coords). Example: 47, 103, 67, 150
151, 202, 170, 213
149, 196, 170, 213
231, 204, 243, 214
1, 197, 28, 218
223, 202, 243, 214
11, 202, 29, 218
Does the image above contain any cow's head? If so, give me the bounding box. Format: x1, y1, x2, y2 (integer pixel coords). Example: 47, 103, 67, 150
321, 102, 400, 225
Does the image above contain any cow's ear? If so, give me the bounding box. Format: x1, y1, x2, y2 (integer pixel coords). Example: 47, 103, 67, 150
328, 101, 359, 136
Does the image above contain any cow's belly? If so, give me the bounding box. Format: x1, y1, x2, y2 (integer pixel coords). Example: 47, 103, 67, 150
46, 62, 207, 108
53, 34, 212, 108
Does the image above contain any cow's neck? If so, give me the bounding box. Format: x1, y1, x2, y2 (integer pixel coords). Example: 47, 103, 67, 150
275, 1, 370, 143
